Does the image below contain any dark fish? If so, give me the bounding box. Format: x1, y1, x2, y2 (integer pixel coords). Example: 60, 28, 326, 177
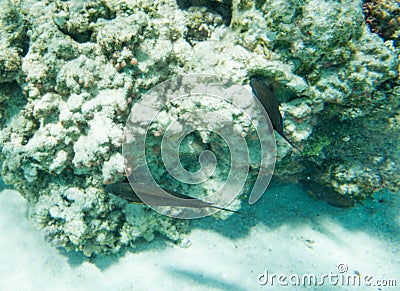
250, 78, 299, 150
301, 180, 355, 208
105, 182, 238, 213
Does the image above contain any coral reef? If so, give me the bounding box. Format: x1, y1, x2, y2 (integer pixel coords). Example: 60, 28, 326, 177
363, 0, 400, 46
0, 0, 398, 255
0, 0, 28, 84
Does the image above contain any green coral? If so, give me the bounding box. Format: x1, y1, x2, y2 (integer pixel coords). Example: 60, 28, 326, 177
303, 132, 330, 158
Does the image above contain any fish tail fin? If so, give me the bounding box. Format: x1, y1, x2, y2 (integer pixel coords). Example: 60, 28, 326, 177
211, 205, 241, 214
281, 134, 301, 151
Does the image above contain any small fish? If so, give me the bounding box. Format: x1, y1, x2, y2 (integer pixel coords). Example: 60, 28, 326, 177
105, 182, 239, 213
250, 78, 299, 150
301, 180, 355, 208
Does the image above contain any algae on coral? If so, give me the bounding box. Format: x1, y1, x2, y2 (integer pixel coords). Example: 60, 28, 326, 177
0, 0, 398, 255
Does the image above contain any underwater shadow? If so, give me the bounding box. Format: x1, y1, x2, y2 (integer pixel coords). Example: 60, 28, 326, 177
191, 181, 400, 244
167, 267, 247, 291
57, 181, 400, 269
60, 232, 177, 270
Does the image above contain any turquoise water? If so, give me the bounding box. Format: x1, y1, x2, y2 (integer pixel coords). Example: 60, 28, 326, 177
1, 181, 399, 290
1, 0, 399, 290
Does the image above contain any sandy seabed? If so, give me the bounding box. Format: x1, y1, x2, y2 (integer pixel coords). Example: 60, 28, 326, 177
0, 183, 399, 291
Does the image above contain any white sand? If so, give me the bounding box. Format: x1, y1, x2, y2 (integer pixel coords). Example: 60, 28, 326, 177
0, 184, 399, 291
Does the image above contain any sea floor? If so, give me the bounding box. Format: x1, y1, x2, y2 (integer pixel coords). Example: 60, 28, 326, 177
0, 182, 399, 291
